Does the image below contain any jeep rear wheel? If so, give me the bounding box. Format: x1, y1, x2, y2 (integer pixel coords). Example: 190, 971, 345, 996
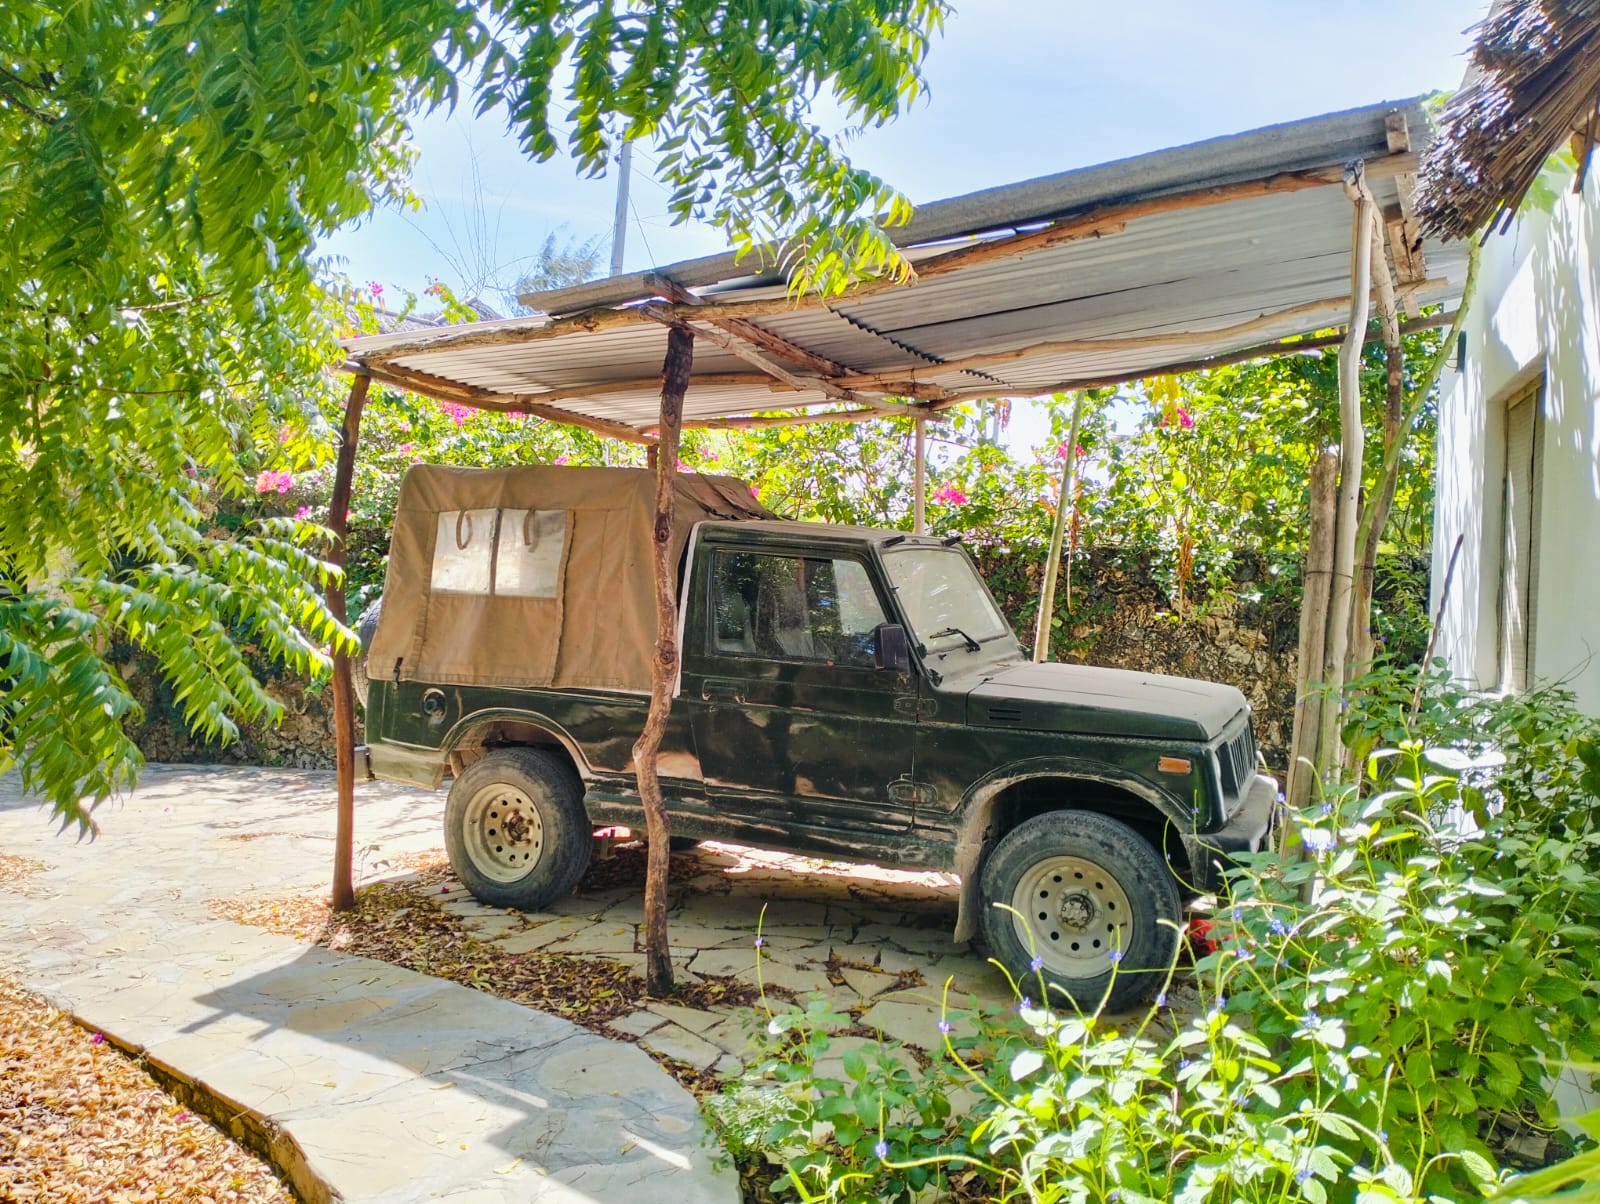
445, 748, 590, 910
979, 810, 1180, 1013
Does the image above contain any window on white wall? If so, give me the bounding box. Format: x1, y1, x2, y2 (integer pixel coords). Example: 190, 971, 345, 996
1497, 379, 1544, 692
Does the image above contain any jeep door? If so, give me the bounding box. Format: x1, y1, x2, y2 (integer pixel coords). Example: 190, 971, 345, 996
682, 545, 920, 839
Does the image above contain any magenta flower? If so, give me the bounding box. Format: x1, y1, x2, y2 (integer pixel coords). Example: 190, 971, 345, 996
1177, 408, 1195, 429
1054, 442, 1087, 460
554, 455, 569, 466
932, 485, 969, 506
293, 505, 311, 521
398, 443, 414, 456
254, 469, 293, 495
368, 281, 384, 298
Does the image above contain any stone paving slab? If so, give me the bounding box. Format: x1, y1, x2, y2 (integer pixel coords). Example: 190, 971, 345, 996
0, 767, 736, 1204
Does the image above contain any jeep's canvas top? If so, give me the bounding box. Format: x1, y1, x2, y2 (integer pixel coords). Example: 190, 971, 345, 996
369, 465, 774, 693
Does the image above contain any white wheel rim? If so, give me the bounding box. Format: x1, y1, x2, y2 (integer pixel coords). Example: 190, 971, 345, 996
462, 784, 544, 884
1010, 853, 1134, 979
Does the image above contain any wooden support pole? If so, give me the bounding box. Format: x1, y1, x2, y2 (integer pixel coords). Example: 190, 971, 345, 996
912, 417, 927, 534
329, 373, 370, 912
1351, 241, 1482, 673
1285, 449, 1338, 816
1034, 393, 1087, 662
1350, 198, 1405, 677
1316, 164, 1376, 779
633, 324, 693, 997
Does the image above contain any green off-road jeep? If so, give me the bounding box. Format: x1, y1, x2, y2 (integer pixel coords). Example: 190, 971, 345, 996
357, 464, 1277, 1009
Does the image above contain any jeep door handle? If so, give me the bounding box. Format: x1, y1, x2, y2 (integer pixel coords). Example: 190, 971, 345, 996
701, 680, 744, 702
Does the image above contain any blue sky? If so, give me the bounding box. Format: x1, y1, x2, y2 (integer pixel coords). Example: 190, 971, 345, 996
324, 0, 1489, 305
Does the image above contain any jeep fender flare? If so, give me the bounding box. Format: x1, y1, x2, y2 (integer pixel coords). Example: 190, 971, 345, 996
950, 757, 1186, 944
439, 708, 593, 782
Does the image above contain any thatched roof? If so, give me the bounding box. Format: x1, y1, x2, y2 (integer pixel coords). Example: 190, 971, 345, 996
1418, 0, 1600, 240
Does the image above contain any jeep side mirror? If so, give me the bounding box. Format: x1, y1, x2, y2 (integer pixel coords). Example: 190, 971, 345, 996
874, 623, 911, 673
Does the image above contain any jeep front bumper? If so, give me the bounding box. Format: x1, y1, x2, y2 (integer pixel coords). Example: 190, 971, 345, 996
1182, 771, 1279, 895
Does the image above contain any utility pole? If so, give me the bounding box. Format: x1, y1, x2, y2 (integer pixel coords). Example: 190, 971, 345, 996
610, 141, 633, 277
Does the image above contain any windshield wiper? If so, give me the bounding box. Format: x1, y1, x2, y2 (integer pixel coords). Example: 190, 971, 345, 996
925, 626, 981, 652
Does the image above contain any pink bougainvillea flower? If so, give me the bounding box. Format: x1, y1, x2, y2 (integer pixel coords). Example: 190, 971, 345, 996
440, 402, 473, 426
1178, 408, 1195, 429
276, 472, 293, 494
368, 281, 384, 298
398, 443, 414, 456
931, 485, 969, 506
750, 485, 760, 498
701, 449, 720, 463
675, 459, 691, 472
398, 420, 412, 433
293, 505, 311, 521
554, 455, 569, 466
254, 470, 274, 493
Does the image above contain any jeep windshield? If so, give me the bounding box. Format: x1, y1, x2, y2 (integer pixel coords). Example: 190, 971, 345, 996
881, 546, 1015, 656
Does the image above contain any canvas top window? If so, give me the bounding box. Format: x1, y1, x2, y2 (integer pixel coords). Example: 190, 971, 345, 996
430, 509, 567, 599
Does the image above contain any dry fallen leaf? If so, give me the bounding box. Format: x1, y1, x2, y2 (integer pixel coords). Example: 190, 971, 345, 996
0, 976, 293, 1203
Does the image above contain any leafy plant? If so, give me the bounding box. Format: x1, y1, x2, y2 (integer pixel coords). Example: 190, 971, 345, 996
714, 677, 1600, 1203
1, 0, 950, 831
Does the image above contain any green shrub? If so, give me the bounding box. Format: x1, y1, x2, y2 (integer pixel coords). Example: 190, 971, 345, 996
713, 677, 1600, 1203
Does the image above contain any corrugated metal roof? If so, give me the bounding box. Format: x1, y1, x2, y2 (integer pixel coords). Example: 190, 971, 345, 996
342, 96, 1469, 437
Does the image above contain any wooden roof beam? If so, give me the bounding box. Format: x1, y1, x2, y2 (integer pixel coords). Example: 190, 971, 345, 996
1384, 110, 1428, 291
345, 360, 657, 444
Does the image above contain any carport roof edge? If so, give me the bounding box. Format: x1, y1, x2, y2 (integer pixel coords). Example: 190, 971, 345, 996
340, 95, 1466, 441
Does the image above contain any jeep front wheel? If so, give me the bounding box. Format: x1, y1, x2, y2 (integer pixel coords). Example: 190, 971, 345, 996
979, 810, 1180, 1013
444, 748, 591, 910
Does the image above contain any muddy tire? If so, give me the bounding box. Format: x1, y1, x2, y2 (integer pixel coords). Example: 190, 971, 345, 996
444, 748, 591, 910
979, 810, 1181, 1013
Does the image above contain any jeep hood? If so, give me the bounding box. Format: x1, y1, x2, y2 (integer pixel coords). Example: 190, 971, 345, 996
962, 661, 1246, 741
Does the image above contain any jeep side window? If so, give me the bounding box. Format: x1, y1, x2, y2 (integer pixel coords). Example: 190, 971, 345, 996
710, 552, 886, 668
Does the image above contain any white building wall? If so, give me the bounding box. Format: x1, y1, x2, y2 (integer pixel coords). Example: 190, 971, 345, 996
1433, 175, 1600, 713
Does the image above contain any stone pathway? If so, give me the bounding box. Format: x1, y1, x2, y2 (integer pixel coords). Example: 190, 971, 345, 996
448, 841, 1025, 1075
0, 767, 737, 1204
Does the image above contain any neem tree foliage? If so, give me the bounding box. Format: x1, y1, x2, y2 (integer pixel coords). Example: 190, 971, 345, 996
0, 0, 947, 832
